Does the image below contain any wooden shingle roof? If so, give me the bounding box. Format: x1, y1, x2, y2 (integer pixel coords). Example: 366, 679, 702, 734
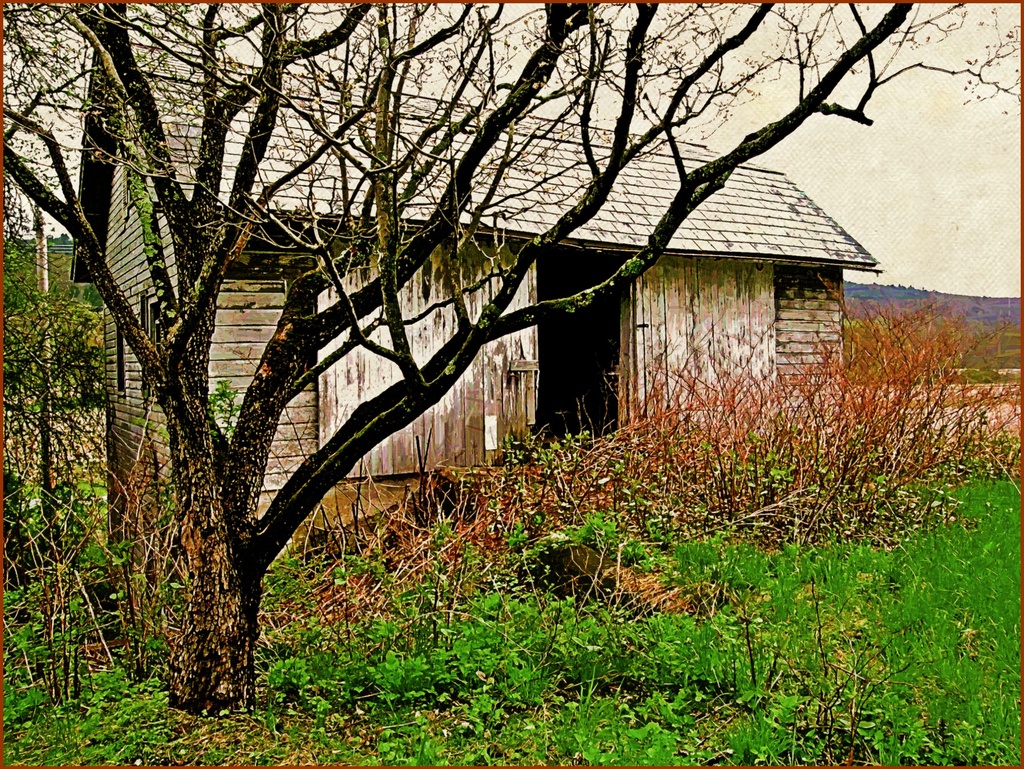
99, 111, 877, 275
483, 138, 876, 269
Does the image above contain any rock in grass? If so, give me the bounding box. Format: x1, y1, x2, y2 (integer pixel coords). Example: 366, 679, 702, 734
523, 534, 710, 616
525, 534, 616, 597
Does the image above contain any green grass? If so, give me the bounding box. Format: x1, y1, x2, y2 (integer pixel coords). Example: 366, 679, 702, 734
4, 480, 1019, 765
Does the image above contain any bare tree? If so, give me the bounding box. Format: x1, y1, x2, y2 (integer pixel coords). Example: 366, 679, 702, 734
3, 3, 1018, 713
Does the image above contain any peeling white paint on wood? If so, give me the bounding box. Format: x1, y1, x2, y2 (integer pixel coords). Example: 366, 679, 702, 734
623, 256, 777, 414
318, 246, 538, 476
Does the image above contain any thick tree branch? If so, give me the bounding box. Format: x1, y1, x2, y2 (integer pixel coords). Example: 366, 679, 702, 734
76, 7, 190, 234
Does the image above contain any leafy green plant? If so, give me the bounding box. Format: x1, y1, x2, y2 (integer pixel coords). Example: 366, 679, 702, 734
207, 379, 242, 439
4, 454, 1018, 767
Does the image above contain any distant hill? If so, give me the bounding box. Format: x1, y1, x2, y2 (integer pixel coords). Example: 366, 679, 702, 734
844, 282, 1021, 370
844, 282, 1020, 327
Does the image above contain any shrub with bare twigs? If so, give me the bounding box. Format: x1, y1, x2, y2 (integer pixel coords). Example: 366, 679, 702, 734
482, 306, 1020, 551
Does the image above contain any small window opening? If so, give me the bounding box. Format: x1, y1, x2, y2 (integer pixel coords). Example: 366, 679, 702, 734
140, 294, 159, 398
115, 327, 126, 393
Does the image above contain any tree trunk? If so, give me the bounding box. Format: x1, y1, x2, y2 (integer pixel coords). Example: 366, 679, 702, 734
163, 324, 266, 713
167, 483, 263, 713
168, 545, 262, 713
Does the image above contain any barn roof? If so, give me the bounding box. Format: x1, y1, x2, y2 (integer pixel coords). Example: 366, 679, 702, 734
253, 125, 875, 271
74, 104, 877, 281
470, 138, 876, 270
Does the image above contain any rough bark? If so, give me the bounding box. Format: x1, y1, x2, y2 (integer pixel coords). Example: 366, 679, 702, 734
160, 279, 270, 713
163, 415, 267, 713
168, 523, 262, 713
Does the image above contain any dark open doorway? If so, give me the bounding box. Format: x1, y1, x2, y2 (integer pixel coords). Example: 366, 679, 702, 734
536, 248, 625, 437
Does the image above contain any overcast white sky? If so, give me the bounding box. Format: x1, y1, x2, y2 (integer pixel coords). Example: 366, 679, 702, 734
711, 5, 1021, 299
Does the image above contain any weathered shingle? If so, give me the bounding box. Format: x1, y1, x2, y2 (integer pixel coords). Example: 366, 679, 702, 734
472, 131, 873, 269
163, 112, 875, 271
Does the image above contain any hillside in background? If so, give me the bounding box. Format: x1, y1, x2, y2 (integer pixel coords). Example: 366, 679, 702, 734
845, 282, 1020, 326
844, 281, 1021, 370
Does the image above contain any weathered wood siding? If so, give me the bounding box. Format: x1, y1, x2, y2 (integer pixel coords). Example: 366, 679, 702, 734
103, 167, 317, 512
105, 167, 177, 491
210, 282, 318, 513
318, 247, 538, 476
104, 151, 843, 500
621, 256, 776, 418
774, 264, 844, 376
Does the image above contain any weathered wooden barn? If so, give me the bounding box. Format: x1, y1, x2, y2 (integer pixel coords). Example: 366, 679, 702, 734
75, 131, 876, 513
